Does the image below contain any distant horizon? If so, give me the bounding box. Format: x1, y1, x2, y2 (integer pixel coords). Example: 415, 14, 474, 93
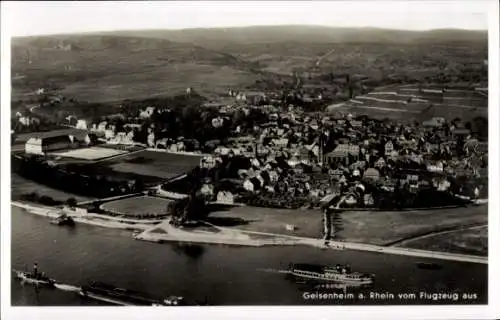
3, 1, 491, 37
10, 24, 489, 39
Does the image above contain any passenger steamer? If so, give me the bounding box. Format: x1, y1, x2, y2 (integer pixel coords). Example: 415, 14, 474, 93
289, 263, 374, 284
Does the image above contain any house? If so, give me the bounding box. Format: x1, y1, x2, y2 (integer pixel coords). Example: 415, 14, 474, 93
250, 158, 261, 168
96, 121, 108, 132
324, 144, 360, 166
217, 191, 234, 205
268, 170, 279, 183
329, 169, 344, 180
211, 117, 224, 128
427, 161, 444, 173
243, 177, 262, 192
201, 155, 217, 169
350, 120, 363, 128
19, 116, 40, 126
344, 193, 359, 206
422, 117, 444, 128
139, 107, 156, 119
109, 132, 134, 145
215, 146, 231, 156
271, 138, 289, 148
200, 183, 214, 197
104, 129, 115, 140
374, 157, 386, 169
364, 194, 375, 206
363, 168, 380, 181
76, 119, 88, 130
384, 141, 394, 155
147, 132, 155, 147
436, 179, 451, 191
236, 93, 247, 101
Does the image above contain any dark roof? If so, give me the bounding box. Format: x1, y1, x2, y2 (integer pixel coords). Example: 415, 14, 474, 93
16, 128, 89, 143
42, 135, 72, 146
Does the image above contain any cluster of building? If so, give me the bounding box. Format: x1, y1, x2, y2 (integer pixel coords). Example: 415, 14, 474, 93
15, 85, 487, 209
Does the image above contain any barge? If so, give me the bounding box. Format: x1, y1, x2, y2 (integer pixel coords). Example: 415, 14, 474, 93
79, 281, 186, 306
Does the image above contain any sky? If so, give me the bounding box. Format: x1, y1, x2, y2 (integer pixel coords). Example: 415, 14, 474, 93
2, 1, 491, 37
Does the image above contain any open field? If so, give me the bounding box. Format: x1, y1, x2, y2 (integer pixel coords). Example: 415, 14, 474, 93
50, 146, 129, 160
101, 196, 173, 217
206, 206, 325, 238
394, 226, 488, 256
207, 204, 488, 251
57, 64, 259, 103
335, 205, 488, 246
11, 173, 95, 202
101, 150, 202, 180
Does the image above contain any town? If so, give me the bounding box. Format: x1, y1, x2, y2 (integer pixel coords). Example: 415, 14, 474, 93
11, 76, 488, 250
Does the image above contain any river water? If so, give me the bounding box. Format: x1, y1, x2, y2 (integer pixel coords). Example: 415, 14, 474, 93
11, 206, 488, 306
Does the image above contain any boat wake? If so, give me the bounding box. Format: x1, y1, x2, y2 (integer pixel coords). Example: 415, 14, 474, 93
54, 283, 82, 292
256, 268, 290, 274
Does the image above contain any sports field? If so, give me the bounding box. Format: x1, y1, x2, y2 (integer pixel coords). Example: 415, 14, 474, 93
101, 196, 173, 218
50, 147, 129, 160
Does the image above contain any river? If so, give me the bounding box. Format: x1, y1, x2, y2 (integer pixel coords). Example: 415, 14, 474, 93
11, 205, 487, 306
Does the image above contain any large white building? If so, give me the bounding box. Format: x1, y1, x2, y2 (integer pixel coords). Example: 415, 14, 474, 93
24, 129, 92, 155
25, 136, 73, 155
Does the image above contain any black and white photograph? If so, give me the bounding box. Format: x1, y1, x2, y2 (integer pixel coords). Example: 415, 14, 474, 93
1, 1, 499, 319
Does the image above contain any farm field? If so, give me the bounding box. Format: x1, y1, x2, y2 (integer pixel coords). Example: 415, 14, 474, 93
329, 84, 488, 121
58, 63, 259, 103
11, 35, 259, 103
101, 195, 173, 217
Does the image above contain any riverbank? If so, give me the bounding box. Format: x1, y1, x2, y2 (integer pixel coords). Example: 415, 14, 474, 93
12, 201, 488, 264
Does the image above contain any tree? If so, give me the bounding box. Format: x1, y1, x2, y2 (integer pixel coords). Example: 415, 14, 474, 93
66, 197, 77, 208
134, 179, 145, 192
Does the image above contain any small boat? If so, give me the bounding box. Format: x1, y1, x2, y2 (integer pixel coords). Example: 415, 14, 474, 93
416, 262, 443, 270
79, 281, 187, 306
50, 214, 75, 226
289, 263, 374, 284
14, 264, 56, 287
